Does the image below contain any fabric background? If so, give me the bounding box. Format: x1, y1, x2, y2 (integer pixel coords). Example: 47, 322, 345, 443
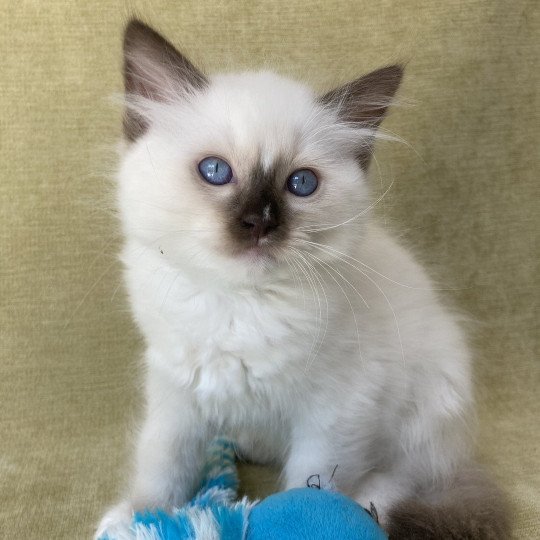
1, 1, 538, 538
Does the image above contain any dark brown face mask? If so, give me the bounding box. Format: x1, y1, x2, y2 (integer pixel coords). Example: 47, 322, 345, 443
226, 162, 289, 251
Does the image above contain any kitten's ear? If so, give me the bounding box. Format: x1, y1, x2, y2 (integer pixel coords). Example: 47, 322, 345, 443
122, 19, 208, 141
320, 65, 403, 169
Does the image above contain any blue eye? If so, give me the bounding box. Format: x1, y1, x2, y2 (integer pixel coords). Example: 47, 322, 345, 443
197, 156, 233, 185
287, 169, 318, 197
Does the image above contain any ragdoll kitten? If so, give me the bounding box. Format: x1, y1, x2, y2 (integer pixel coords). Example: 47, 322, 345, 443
97, 19, 509, 539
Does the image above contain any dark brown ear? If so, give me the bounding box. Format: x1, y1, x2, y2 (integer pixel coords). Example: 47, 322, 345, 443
320, 65, 403, 169
123, 19, 208, 141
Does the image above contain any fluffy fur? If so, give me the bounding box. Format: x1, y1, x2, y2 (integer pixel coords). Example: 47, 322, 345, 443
96, 19, 509, 539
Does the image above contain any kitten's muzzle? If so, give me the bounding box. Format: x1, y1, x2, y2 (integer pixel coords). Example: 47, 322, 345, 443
241, 211, 279, 242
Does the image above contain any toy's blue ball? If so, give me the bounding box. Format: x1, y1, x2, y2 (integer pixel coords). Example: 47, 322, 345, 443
247, 488, 387, 539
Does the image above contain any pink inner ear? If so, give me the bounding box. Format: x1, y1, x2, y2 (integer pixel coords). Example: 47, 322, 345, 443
320, 65, 403, 125
319, 65, 403, 168
122, 19, 208, 141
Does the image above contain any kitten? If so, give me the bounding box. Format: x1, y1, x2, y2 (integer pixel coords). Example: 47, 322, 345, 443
96, 19, 509, 539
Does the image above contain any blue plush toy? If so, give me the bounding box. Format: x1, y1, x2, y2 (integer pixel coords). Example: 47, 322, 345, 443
99, 438, 387, 539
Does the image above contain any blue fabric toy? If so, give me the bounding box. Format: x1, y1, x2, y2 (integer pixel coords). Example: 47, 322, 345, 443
99, 438, 387, 539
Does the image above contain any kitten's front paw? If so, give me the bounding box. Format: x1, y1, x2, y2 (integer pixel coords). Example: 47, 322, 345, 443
94, 501, 133, 540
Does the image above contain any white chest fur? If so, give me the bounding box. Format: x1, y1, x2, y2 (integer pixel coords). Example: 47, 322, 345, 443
122, 244, 317, 409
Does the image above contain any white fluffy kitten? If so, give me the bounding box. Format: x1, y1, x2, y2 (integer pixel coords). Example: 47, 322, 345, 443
97, 19, 509, 539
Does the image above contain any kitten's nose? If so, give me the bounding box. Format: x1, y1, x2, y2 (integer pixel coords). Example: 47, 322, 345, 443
241, 212, 278, 241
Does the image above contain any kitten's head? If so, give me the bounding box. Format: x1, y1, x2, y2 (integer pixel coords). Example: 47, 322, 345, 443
117, 20, 402, 286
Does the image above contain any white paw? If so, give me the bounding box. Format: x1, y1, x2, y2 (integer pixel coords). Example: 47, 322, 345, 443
94, 501, 133, 540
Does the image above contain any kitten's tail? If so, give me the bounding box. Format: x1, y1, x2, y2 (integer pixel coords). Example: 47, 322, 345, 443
385, 467, 511, 539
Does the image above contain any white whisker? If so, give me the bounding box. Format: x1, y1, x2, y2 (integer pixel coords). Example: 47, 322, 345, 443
303, 241, 405, 365
291, 247, 327, 370
293, 248, 329, 372
301, 239, 462, 292
298, 178, 395, 233
303, 250, 364, 364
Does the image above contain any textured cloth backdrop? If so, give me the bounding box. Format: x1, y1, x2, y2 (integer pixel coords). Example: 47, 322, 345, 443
1, 1, 538, 538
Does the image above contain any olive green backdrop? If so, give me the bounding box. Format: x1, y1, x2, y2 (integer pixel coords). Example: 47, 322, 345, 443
1, 1, 538, 538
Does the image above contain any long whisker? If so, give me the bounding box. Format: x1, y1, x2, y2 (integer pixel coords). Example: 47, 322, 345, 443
303, 250, 364, 364
300, 239, 463, 292
293, 248, 329, 372
291, 248, 324, 356
305, 249, 369, 308
304, 253, 330, 369
290, 247, 326, 370
63, 257, 120, 329
64, 229, 197, 327
159, 269, 181, 314
298, 178, 395, 233
289, 249, 321, 363
303, 242, 405, 365
285, 255, 306, 310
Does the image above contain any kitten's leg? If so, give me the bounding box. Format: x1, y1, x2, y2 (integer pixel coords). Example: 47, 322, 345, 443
130, 388, 206, 509
285, 431, 413, 525
283, 421, 337, 490
283, 416, 414, 520
352, 470, 414, 524
95, 366, 208, 538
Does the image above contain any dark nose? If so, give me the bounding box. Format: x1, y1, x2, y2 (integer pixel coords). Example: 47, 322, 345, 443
241, 212, 278, 241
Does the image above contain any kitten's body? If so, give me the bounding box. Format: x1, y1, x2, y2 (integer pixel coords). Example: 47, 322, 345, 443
122, 222, 471, 499
97, 20, 509, 539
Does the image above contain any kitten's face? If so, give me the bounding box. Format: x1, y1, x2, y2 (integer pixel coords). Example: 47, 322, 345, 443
118, 21, 402, 285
